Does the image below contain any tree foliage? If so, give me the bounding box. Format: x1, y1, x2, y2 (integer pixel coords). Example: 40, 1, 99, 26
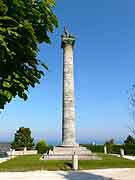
11, 127, 34, 150
35, 139, 48, 154
0, 0, 58, 109
105, 139, 114, 153
124, 135, 135, 145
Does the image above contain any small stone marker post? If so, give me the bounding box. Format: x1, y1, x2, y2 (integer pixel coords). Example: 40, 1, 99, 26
24, 147, 27, 155
72, 152, 78, 170
12, 149, 15, 156
120, 148, 124, 157
104, 146, 107, 154
24, 147, 27, 152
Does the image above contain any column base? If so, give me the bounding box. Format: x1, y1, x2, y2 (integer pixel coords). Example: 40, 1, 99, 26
61, 142, 79, 148
41, 145, 102, 160
52, 145, 91, 155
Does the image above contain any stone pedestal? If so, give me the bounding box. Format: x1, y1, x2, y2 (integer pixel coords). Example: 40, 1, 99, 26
53, 146, 91, 155
42, 146, 101, 160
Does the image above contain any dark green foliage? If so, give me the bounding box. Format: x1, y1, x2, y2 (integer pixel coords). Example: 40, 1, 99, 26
82, 144, 104, 153
45, 144, 53, 152
124, 135, 135, 145
111, 145, 124, 154
105, 139, 114, 153
83, 143, 135, 155
35, 140, 48, 154
124, 144, 135, 155
11, 127, 34, 150
105, 144, 135, 156
0, 0, 58, 109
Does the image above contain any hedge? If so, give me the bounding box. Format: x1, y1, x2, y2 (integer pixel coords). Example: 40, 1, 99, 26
112, 145, 135, 155
81, 144, 104, 153
82, 144, 135, 155
124, 145, 135, 155
112, 145, 124, 154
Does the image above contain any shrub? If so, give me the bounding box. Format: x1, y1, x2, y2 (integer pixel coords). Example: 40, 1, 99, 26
109, 145, 135, 155
124, 144, 135, 155
82, 143, 135, 155
112, 145, 123, 154
35, 140, 48, 154
124, 135, 135, 145
82, 144, 104, 153
105, 139, 114, 153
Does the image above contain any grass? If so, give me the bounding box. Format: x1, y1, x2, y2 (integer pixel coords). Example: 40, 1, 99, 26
0, 154, 135, 171
79, 153, 135, 170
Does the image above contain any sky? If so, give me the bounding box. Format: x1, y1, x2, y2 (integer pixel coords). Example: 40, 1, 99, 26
0, 0, 135, 145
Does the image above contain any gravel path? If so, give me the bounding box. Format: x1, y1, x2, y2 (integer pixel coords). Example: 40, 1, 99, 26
0, 168, 135, 180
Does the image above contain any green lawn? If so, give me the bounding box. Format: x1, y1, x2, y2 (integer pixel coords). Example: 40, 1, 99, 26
0, 154, 135, 171
79, 154, 135, 170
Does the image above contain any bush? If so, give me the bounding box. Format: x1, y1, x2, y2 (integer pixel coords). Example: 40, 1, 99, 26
124, 135, 135, 145
35, 140, 48, 154
124, 144, 135, 155
105, 139, 114, 153
45, 145, 53, 153
82, 143, 135, 155
82, 144, 104, 153
112, 145, 123, 154
108, 145, 135, 155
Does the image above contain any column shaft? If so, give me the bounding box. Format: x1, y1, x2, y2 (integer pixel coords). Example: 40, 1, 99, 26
62, 44, 76, 146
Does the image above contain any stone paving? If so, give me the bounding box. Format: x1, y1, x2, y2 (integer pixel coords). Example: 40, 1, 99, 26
0, 169, 135, 180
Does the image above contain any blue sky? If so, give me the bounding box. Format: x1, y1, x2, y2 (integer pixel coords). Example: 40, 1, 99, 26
0, 0, 135, 144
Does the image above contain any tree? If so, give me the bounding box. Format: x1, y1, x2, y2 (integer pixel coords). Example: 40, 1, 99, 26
35, 139, 48, 154
124, 135, 135, 145
105, 139, 114, 153
11, 127, 34, 150
0, 0, 58, 109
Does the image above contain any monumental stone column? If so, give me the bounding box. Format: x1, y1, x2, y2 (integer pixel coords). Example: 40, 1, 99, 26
61, 28, 77, 147
42, 28, 95, 160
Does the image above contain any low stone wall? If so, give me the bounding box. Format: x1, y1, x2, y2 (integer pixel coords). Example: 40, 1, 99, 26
7, 148, 37, 156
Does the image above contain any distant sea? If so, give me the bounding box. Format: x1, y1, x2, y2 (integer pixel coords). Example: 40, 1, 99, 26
0, 139, 124, 146
45, 139, 124, 146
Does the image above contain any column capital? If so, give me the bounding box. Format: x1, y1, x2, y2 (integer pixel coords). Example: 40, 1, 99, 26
61, 35, 75, 48
61, 27, 75, 48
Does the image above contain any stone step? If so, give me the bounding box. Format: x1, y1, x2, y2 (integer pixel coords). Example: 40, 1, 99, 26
48, 146, 92, 156
41, 154, 101, 160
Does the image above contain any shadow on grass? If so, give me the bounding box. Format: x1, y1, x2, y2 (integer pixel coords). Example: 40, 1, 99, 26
59, 171, 114, 180
59, 162, 72, 170
65, 162, 72, 169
